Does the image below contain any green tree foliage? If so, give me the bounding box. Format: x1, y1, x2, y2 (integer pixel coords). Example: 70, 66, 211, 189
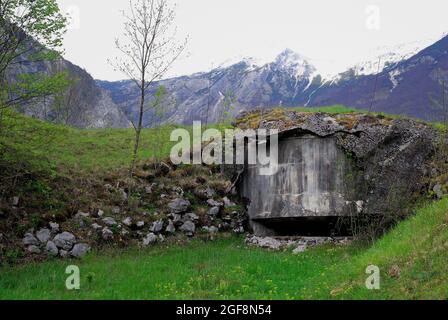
0, 0, 68, 112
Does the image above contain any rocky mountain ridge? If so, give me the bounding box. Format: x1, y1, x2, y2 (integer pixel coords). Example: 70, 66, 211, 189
99, 36, 448, 126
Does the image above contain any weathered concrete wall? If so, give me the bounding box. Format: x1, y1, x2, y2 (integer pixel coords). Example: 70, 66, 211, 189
241, 135, 356, 236
235, 110, 437, 237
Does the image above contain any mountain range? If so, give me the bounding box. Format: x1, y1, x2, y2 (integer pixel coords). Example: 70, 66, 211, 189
97, 35, 448, 126
12, 35, 448, 127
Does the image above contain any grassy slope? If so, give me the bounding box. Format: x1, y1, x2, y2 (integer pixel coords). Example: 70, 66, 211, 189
1, 107, 448, 299
1, 111, 185, 173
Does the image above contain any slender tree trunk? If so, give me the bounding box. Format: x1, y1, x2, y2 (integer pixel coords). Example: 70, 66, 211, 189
129, 81, 145, 177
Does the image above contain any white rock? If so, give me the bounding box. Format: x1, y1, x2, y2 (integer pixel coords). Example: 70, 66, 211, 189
149, 220, 164, 233
22, 233, 39, 246
36, 228, 51, 243
208, 207, 220, 216
91, 223, 102, 230
233, 226, 245, 234
102, 227, 113, 240
136, 221, 145, 228
122, 217, 133, 227
207, 199, 223, 207
142, 233, 158, 246
49, 222, 59, 233
180, 221, 195, 234
168, 198, 190, 213
223, 197, 236, 207
184, 213, 199, 221
166, 220, 176, 234
75, 211, 90, 219
45, 241, 59, 256
102, 217, 117, 226
53, 232, 76, 250
70, 243, 90, 258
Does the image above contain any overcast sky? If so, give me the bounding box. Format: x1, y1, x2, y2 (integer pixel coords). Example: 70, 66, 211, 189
57, 0, 448, 81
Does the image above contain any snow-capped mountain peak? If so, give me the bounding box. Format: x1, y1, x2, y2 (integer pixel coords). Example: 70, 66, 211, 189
274, 49, 316, 78
348, 40, 433, 77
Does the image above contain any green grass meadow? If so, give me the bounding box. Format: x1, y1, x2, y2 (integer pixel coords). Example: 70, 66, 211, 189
1, 198, 448, 300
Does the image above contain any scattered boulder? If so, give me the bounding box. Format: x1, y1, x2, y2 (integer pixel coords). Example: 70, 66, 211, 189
246, 236, 282, 250
49, 222, 60, 233
142, 233, 158, 246
22, 233, 39, 246
75, 211, 90, 220
170, 213, 182, 224
96, 209, 105, 217
136, 221, 145, 228
257, 237, 282, 251
168, 198, 190, 213
102, 227, 114, 240
91, 223, 102, 230
165, 220, 176, 234
208, 207, 220, 217
180, 221, 195, 235
207, 199, 223, 207
184, 213, 199, 221
233, 226, 245, 234
36, 228, 51, 243
122, 217, 133, 227
102, 217, 117, 226
111, 207, 120, 215
205, 187, 216, 198
223, 197, 236, 207
70, 243, 90, 258
149, 220, 164, 233
172, 186, 184, 196
246, 235, 351, 252
45, 241, 59, 256
53, 232, 76, 251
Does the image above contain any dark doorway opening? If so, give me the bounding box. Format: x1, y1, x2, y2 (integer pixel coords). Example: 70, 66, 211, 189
252, 216, 354, 237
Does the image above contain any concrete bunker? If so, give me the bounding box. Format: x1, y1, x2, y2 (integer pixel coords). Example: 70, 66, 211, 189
235, 110, 436, 238
241, 131, 358, 236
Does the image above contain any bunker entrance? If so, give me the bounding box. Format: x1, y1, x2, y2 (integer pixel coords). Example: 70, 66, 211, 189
251, 217, 354, 237
241, 134, 359, 237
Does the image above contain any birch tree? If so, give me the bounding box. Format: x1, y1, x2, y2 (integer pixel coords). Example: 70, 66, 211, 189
111, 0, 187, 176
